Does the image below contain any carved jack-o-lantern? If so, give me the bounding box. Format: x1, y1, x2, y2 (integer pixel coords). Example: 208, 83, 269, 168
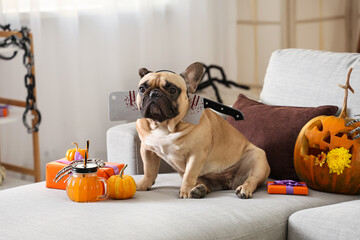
294, 68, 360, 194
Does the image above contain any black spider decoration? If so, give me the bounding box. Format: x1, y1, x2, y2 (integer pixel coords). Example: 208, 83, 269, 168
197, 64, 250, 103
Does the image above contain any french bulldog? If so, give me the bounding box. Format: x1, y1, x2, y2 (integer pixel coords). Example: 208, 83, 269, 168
135, 62, 270, 198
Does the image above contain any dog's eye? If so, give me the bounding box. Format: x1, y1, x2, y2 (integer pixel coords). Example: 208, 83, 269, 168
139, 87, 146, 94
169, 87, 177, 94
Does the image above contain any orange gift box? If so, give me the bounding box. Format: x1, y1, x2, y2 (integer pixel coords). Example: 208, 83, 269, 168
267, 180, 308, 195
0, 105, 8, 117
46, 158, 124, 190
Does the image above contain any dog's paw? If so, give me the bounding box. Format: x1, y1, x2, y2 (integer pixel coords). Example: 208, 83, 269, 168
136, 179, 153, 191
235, 185, 253, 199
189, 184, 207, 199
179, 185, 193, 198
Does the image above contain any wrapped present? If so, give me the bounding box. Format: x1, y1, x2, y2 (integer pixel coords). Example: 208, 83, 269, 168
46, 158, 124, 190
98, 162, 124, 179
267, 180, 308, 195
0, 105, 9, 117
46, 159, 69, 190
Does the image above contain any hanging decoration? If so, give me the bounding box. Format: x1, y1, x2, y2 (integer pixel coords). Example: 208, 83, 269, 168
0, 24, 41, 133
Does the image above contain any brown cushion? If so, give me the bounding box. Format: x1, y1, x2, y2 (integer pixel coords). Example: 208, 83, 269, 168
227, 94, 338, 180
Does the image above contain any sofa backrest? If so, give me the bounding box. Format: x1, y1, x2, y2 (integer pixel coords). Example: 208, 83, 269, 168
260, 49, 360, 118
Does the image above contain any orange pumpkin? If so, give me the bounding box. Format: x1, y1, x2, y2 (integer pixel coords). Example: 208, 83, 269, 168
108, 164, 136, 199
65, 142, 87, 161
294, 68, 360, 194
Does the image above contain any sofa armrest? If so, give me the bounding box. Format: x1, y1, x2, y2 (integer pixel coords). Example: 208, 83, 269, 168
106, 122, 142, 175
106, 122, 174, 175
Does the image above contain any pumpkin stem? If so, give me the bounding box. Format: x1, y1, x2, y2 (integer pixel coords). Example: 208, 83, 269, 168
338, 68, 355, 119
72, 142, 79, 150
119, 164, 128, 179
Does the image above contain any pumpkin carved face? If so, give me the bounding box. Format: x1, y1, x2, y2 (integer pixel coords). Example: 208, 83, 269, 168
294, 115, 360, 194
294, 68, 360, 194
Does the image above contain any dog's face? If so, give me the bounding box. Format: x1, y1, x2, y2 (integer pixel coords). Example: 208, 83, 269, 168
136, 62, 204, 124
136, 72, 186, 123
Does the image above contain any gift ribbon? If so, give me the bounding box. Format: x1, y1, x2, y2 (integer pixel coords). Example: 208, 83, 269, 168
269, 180, 306, 195
103, 164, 120, 175
56, 159, 72, 165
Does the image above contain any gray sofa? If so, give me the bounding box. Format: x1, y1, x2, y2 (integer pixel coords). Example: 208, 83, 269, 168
106, 49, 360, 239
0, 49, 360, 239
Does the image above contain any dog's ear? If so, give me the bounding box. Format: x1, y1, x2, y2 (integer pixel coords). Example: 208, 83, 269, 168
180, 62, 204, 93
139, 68, 152, 78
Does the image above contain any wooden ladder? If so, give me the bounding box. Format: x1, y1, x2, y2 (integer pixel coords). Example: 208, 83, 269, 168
0, 30, 41, 182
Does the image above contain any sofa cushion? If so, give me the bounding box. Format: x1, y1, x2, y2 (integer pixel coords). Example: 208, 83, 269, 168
260, 49, 360, 118
288, 199, 360, 240
0, 174, 359, 239
227, 94, 338, 180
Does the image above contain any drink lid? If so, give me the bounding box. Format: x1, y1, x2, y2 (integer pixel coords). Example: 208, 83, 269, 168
72, 162, 98, 173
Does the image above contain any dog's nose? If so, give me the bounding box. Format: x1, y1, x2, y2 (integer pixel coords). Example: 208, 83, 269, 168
150, 89, 162, 99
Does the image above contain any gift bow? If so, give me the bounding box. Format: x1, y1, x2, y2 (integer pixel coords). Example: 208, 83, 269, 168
56, 159, 72, 165
269, 180, 306, 194
103, 164, 120, 175
273, 180, 305, 187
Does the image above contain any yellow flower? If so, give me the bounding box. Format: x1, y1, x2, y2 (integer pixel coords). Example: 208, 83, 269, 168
326, 147, 352, 175
315, 152, 327, 167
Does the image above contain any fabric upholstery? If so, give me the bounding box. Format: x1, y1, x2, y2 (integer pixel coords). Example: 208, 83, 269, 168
107, 122, 142, 174
0, 174, 359, 240
107, 122, 174, 175
288, 199, 360, 240
260, 49, 360, 118
227, 94, 338, 180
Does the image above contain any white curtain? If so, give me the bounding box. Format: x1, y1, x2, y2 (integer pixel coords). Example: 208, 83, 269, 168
0, 0, 237, 180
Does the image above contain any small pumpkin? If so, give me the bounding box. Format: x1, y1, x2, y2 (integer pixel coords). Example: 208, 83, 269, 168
65, 142, 87, 161
108, 164, 136, 199
294, 68, 360, 194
